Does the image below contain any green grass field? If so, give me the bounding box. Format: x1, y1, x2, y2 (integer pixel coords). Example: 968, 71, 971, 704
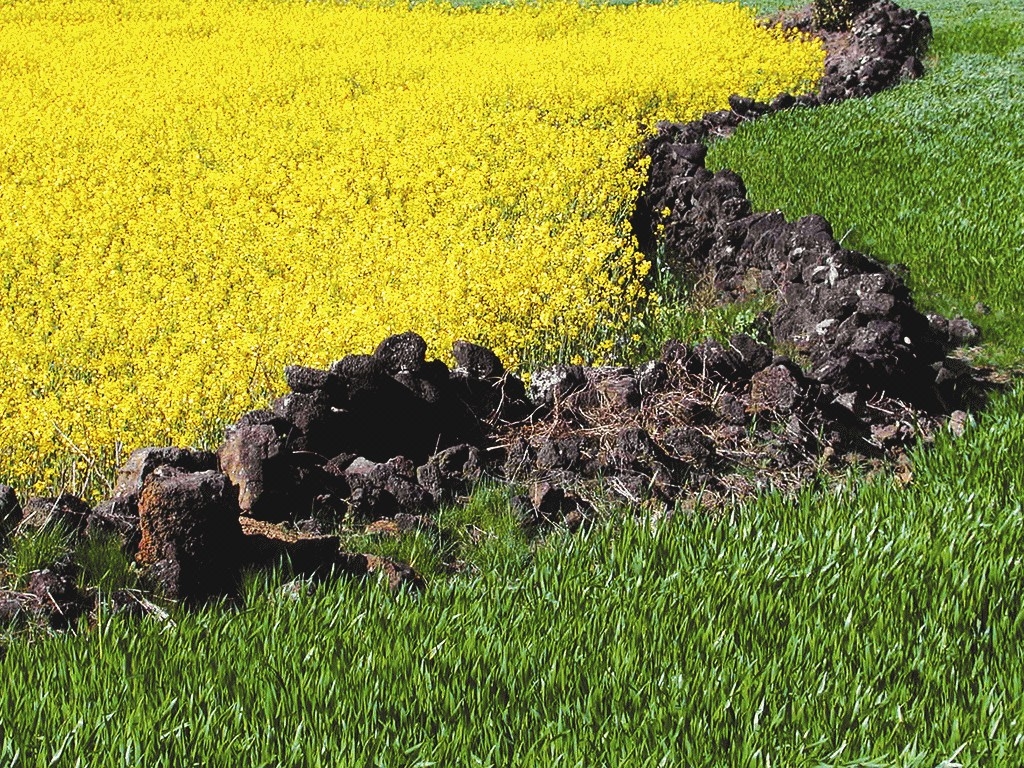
2, 0, 1023, 765
707, 0, 1024, 366
3, 393, 1023, 765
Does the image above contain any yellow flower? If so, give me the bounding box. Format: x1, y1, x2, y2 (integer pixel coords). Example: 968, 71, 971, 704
0, 0, 823, 499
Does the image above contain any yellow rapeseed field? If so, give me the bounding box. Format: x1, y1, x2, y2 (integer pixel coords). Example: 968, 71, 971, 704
0, 0, 823, 496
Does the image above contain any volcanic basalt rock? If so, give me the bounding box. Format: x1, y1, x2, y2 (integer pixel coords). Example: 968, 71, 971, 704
1, 484, 21, 540
628, 0, 991, 427
817, 1, 933, 102
416, 444, 484, 503
86, 446, 219, 552
218, 422, 309, 522
210, 333, 535, 528
113, 446, 218, 499
0, 557, 94, 631
19, 494, 92, 534
87, 495, 143, 553
136, 468, 244, 602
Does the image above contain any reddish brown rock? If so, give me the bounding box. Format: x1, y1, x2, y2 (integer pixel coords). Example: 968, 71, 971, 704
218, 423, 295, 522
749, 364, 804, 414
136, 469, 243, 602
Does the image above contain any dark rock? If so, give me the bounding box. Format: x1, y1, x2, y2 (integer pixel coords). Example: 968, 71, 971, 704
373, 331, 428, 375
947, 317, 981, 347
284, 364, 330, 393
510, 492, 534, 521
694, 170, 750, 222
729, 333, 773, 375
344, 456, 433, 521
562, 508, 588, 533
324, 452, 358, 476
270, 390, 336, 453
613, 15, 988, 508
870, 422, 905, 448
218, 423, 297, 522
517, 482, 592, 534
704, 109, 741, 131
427, 443, 484, 480
605, 471, 652, 503
810, 354, 869, 395
673, 396, 716, 426
0, 484, 20, 538
393, 361, 447, 405
25, 563, 92, 630
309, 491, 348, 523
611, 427, 669, 469
343, 457, 381, 481
535, 436, 591, 473
342, 459, 392, 520
293, 516, 330, 536
900, 56, 924, 80
503, 438, 536, 480
528, 365, 587, 409
233, 409, 293, 434
636, 360, 669, 396
136, 469, 243, 602
663, 141, 707, 170
714, 393, 749, 426
0, 562, 96, 630
817, 0, 933, 99
449, 365, 531, 426
378, 458, 434, 514
113, 447, 217, 499
687, 340, 741, 383
665, 120, 709, 145
832, 390, 864, 417
334, 551, 371, 578
858, 292, 897, 318
0, 594, 26, 626
933, 357, 981, 410
452, 340, 504, 379
416, 444, 484, 502
107, 590, 149, 619
749, 364, 804, 414
769, 92, 796, 111
284, 365, 347, 402
927, 313, 950, 338
86, 496, 141, 554
660, 339, 690, 368
662, 427, 716, 466
19, 494, 92, 534
330, 354, 389, 399
728, 95, 770, 120
529, 482, 568, 521
585, 367, 640, 410
330, 353, 478, 462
